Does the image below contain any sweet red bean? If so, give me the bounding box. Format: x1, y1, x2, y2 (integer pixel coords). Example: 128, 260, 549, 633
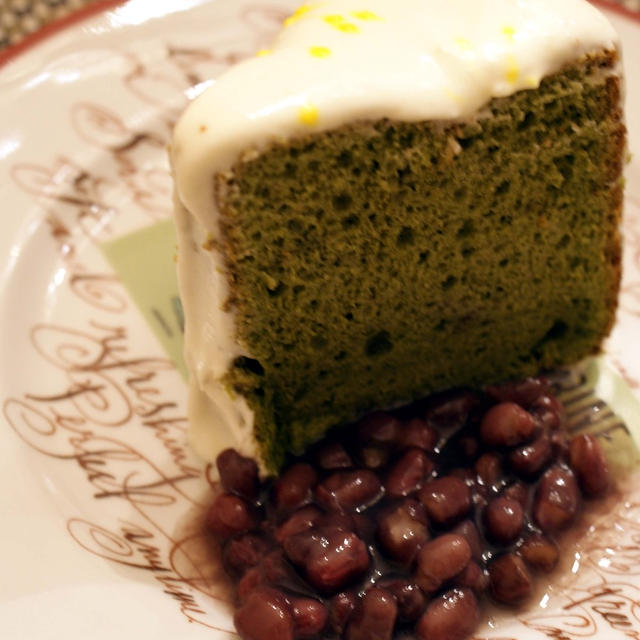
281, 531, 314, 568
396, 418, 438, 451
480, 402, 537, 447
472, 492, 489, 512
484, 497, 524, 544
450, 467, 477, 487
534, 466, 579, 533
262, 550, 295, 586
346, 587, 398, 640
530, 394, 565, 430
508, 432, 552, 478
454, 561, 489, 593
385, 448, 434, 497
550, 430, 569, 459
259, 518, 277, 540
329, 591, 357, 635
380, 578, 425, 622
351, 512, 375, 541
206, 493, 256, 538
519, 534, 559, 573
475, 453, 502, 486
237, 566, 265, 602
452, 520, 483, 562
425, 391, 480, 430
315, 441, 353, 470
456, 435, 479, 461
416, 588, 480, 640
290, 596, 328, 638
234, 586, 294, 640
489, 554, 532, 604
276, 506, 323, 543
569, 434, 611, 497
503, 481, 529, 509
486, 377, 550, 406
319, 510, 375, 543
357, 443, 390, 470
216, 448, 259, 499
415, 534, 471, 593
418, 476, 471, 526
212, 377, 608, 640
224, 534, 270, 575
376, 499, 430, 564
283, 528, 369, 593
273, 463, 318, 513
317, 470, 383, 512
357, 412, 399, 444
317, 511, 358, 532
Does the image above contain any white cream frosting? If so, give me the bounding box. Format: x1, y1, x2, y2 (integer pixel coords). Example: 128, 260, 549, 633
174, 194, 257, 463
171, 0, 618, 464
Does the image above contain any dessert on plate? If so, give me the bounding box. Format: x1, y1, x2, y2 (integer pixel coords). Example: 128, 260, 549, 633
171, 0, 626, 638
207, 380, 612, 640
171, 0, 625, 473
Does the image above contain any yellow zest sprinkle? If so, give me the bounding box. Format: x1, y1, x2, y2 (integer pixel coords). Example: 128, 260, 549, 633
455, 37, 472, 50
324, 14, 359, 33
202, 233, 215, 251
526, 75, 539, 88
256, 48, 272, 57
299, 101, 319, 126
502, 25, 516, 41
309, 45, 331, 58
284, 3, 315, 26
350, 10, 383, 21
505, 55, 519, 83
445, 88, 461, 103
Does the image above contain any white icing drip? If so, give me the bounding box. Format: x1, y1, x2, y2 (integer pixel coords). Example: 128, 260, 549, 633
174, 193, 257, 461
172, 0, 619, 465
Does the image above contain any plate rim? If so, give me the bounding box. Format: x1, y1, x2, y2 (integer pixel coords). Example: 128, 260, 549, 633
0, 0, 639, 73
0, 0, 127, 70
0, 2, 639, 638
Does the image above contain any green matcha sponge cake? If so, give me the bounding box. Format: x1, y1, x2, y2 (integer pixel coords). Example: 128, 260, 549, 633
171, 0, 625, 471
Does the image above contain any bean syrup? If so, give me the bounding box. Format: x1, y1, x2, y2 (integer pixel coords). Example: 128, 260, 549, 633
204, 377, 614, 640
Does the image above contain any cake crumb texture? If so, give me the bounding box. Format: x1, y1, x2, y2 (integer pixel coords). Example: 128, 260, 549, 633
218, 53, 624, 471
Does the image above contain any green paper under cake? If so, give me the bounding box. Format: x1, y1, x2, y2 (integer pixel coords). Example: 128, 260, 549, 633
102, 220, 187, 380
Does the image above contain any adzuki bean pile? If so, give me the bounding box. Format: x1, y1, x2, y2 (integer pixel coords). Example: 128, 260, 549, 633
205, 377, 611, 640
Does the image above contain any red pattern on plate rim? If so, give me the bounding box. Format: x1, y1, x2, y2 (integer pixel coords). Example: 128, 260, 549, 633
0, 0, 127, 70
592, 0, 640, 22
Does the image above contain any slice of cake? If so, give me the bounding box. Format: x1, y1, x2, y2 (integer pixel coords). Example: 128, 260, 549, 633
171, 0, 625, 472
